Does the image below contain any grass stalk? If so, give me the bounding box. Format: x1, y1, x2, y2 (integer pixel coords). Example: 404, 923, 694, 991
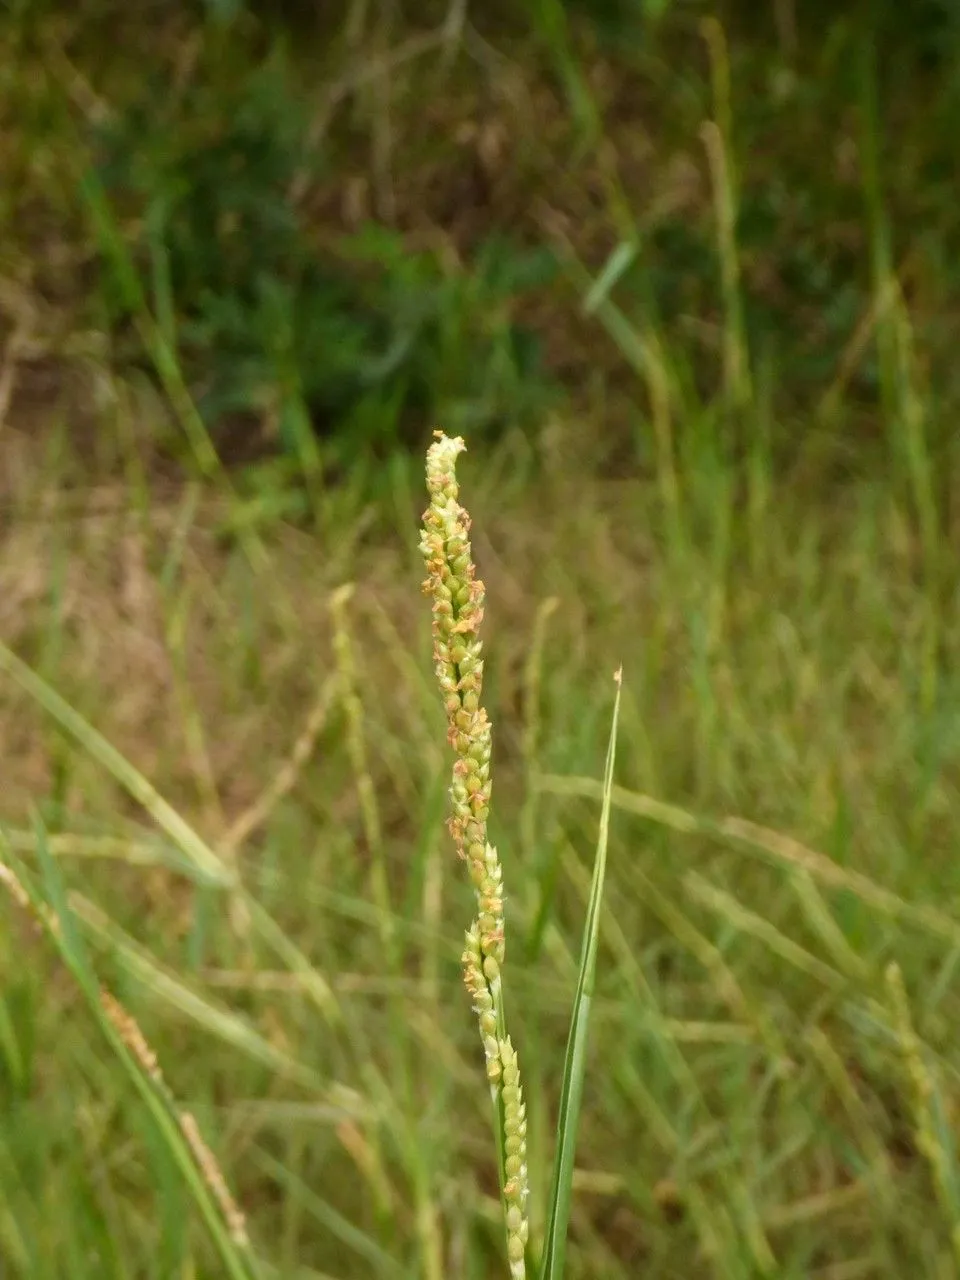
420, 432, 623, 1278
419, 431, 530, 1276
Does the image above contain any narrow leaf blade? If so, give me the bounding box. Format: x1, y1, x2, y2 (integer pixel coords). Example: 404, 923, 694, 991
539, 668, 623, 1280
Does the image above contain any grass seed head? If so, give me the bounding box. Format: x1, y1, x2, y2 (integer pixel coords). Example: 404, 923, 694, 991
421, 431, 529, 1277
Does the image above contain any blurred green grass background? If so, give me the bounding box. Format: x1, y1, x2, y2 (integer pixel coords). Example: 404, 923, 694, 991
3, 0, 960, 1276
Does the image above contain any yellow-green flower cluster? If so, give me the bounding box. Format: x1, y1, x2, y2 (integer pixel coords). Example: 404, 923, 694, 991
420, 431, 529, 1277
419, 433, 502, 961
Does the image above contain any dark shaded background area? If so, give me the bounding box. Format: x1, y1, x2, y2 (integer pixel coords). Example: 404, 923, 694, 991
5, 0, 959, 486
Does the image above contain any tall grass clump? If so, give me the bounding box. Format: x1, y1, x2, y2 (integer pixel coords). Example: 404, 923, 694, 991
420, 431, 622, 1279
0, 831, 257, 1280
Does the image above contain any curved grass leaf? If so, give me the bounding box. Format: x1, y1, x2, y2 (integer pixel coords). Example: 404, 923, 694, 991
0, 638, 342, 1025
